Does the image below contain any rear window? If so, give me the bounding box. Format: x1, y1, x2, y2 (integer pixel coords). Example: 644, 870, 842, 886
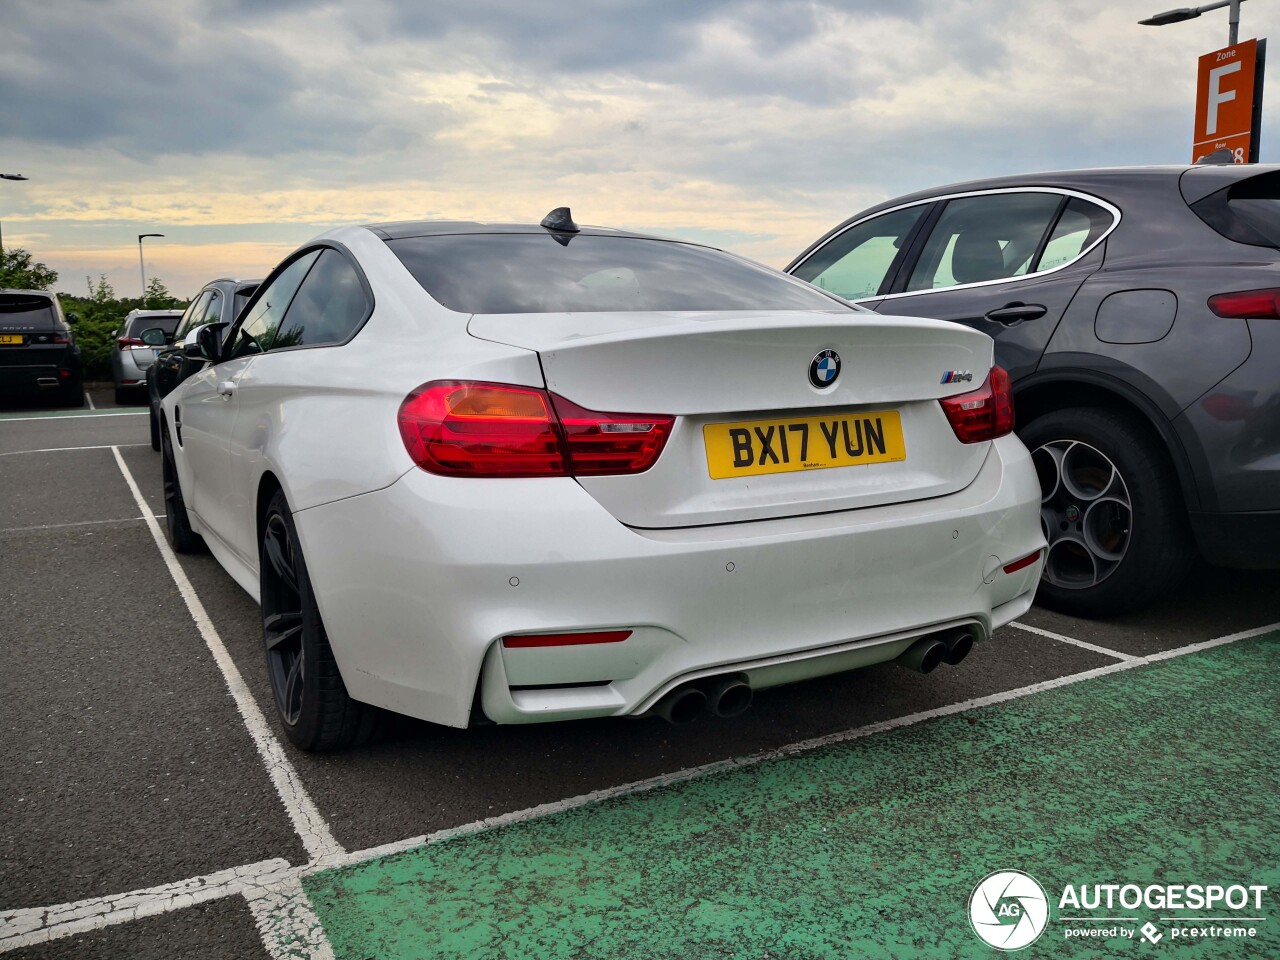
1190, 170, 1280, 247
126, 315, 181, 336
387, 234, 851, 314
0, 295, 56, 326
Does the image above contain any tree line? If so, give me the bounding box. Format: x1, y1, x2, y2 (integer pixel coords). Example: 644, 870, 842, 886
2, 247, 188, 381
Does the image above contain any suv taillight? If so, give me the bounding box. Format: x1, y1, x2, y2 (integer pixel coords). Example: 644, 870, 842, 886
1207, 287, 1280, 319
397, 381, 673, 478
117, 337, 146, 350
939, 366, 1014, 443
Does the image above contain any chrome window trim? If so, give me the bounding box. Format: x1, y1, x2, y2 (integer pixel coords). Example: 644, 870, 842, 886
791, 186, 1122, 303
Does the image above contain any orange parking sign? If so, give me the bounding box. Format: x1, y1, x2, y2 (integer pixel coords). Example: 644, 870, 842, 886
1192, 39, 1263, 164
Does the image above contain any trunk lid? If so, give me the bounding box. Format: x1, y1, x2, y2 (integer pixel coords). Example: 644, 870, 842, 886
470, 310, 996, 528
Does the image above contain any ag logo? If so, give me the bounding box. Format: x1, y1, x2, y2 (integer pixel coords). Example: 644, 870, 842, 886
969, 870, 1049, 951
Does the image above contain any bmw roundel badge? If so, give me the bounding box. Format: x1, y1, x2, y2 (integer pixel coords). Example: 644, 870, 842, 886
809, 349, 841, 388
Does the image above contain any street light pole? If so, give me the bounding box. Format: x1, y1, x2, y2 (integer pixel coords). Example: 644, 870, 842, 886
1, 173, 30, 256
1140, 0, 1247, 47
138, 233, 164, 305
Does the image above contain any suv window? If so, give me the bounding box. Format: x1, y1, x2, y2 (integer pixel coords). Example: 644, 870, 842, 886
1035, 197, 1113, 271
233, 283, 259, 322
229, 252, 321, 358
790, 206, 926, 300
125, 314, 181, 337
907, 193, 1064, 292
175, 292, 212, 341
201, 290, 223, 325
273, 249, 369, 348
1190, 169, 1280, 247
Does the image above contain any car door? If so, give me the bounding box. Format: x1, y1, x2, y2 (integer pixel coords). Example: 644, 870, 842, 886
221, 247, 372, 563
178, 251, 321, 557
871, 190, 1117, 381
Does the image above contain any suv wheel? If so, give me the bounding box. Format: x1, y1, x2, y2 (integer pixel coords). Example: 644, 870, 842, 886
160, 421, 205, 554
149, 396, 162, 451
1021, 407, 1194, 618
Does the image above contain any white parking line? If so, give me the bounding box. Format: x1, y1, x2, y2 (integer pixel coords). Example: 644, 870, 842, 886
1, 515, 165, 535
1008, 620, 1141, 662
245, 876, 336, 960
0, 859, 291, 951
0, 410, 146, 422
0, 442, 149, 457
4, 618, 1276, 957
85, 391, 96, 410
110, 447, 344, 862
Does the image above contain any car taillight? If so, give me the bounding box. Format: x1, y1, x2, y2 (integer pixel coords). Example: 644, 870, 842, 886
549, 394, 674, 476
939, 365, 1014, 444
397, 381, 673, 478
117, 337, 146, 350
1208, 287, 1280, 319
52, 333, 71, 344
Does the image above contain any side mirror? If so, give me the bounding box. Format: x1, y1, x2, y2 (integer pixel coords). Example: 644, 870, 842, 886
182, 322, 229, 363
139, 327, 169, 346
66, 311, 80, 325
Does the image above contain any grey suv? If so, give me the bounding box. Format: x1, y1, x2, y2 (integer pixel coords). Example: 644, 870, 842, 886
788, 163, 1280, 617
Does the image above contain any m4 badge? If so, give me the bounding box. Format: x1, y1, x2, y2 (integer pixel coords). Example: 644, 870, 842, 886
941, 370, 973, 384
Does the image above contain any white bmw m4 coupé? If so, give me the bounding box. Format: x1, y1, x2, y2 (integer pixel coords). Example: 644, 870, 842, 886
160, 209, 1045, 751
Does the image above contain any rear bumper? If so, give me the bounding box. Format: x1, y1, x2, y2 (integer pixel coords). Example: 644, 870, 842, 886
1191, 510, 1280, 569
113, 352, 152, 386
0, 361, 81, 396
295, 433, 1044, 728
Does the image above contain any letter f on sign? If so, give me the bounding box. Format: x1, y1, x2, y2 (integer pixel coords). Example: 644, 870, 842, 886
1207, 61, 1243, 135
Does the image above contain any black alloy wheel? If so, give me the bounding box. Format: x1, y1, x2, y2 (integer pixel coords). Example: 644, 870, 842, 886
259, 489, 380, 751
1020, 406, 1194, 618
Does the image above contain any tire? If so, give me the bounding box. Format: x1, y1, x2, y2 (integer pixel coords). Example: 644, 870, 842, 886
61, 385, 85, 408
149, 397, 161, 451
1020, 406, 1195, 618
160, 421, 205, 554
260, 489, 381, 752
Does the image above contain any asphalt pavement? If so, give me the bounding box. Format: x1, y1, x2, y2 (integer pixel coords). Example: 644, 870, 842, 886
2, 385, 1277, 958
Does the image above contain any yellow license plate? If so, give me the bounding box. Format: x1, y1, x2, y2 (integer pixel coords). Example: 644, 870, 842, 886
0, 334, 21, 345
704, 410, 905, 479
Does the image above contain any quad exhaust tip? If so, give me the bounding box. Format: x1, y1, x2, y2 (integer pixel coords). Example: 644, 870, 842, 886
652, 672, 753, 724
897, 628, 978, 673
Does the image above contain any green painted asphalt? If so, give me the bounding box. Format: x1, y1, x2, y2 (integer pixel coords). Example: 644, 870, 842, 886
305, 634, 1280, 959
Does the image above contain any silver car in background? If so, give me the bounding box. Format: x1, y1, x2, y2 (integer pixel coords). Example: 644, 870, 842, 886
111, 309, 183, 403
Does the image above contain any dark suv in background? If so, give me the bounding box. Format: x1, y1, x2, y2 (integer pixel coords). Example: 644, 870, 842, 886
788, 163, 1280, 617
146, 277, 260, 449
0, 289, 83, 407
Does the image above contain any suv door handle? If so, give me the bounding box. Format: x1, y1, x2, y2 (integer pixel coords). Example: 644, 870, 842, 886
216, 380, 237, 398
985, 302, 1048, 325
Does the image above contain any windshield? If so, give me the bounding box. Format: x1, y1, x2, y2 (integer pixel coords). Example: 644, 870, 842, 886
387, 234, 852, 314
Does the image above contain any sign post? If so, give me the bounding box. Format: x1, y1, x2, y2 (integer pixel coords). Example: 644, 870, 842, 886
1192, 37, 1267, 163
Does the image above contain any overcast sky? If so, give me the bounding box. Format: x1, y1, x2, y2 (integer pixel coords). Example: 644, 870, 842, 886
3, 0, 1277, 298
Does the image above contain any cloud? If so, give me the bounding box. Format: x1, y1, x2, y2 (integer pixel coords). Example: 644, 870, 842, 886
2, 0, 1276, 296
